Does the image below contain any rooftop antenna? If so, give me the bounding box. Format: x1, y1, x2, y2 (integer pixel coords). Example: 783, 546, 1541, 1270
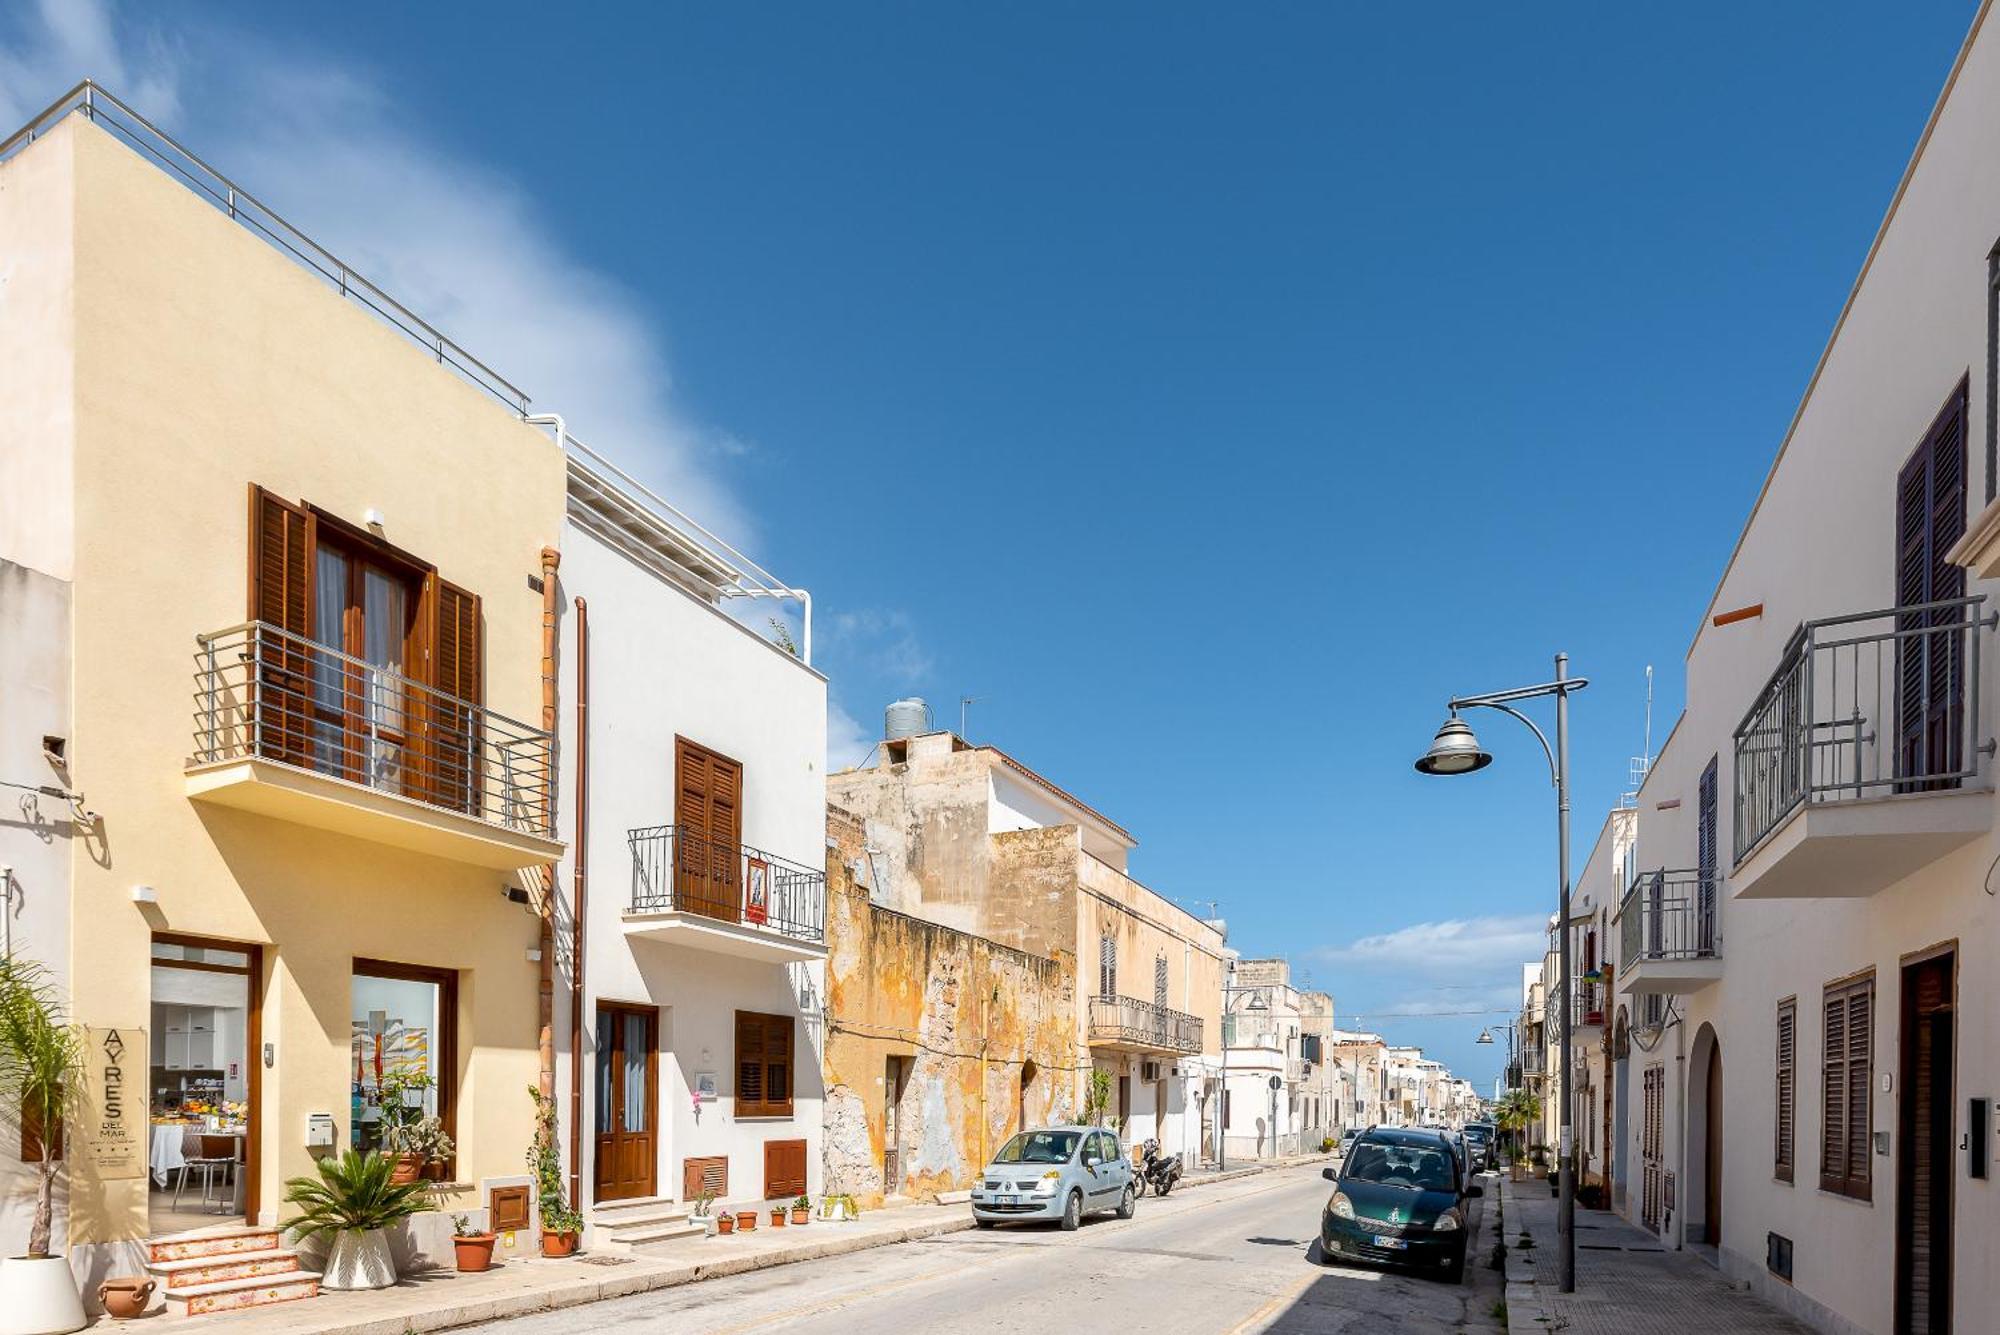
1619, 665, 1657, 809
959, 695, 982, 740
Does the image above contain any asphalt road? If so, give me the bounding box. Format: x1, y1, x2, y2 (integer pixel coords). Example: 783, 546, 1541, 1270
464, 1162, 1502, 1335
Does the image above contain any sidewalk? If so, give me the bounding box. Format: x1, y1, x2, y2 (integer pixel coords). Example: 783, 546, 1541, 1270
1499, 1173, 1812, 1333
116, 1156, 1327, 1335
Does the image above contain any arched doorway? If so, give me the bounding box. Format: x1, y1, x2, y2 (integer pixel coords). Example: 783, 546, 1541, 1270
1018, 1060, 1039, 1132
1688, 1022, 1723, 1248
1612, 1009, 1630, 1213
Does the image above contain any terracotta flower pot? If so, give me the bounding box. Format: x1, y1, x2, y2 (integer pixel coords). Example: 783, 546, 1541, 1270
540, 1229, 578, 1258
453, 1234, 497, 1272
735, 1211, 757, 1232
790, 1207, 810, 1225
98, 1277, 155, 1319
422, 1159, 447, 1182
716, 1214, 735, 1235
770, 1208, 786, 1227
388, 1153, 424, 1185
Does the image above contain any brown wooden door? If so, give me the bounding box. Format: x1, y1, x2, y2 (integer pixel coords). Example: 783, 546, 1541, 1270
675, 737, 744, 921
593, 1004, 658, 1203
1897, 952, 1955, 1335
1703, 1042, 1724, 1244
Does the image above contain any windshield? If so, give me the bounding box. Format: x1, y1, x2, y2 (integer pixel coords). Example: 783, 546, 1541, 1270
1342, 1141, 1457, 1192
993, 1131, 1080, 1165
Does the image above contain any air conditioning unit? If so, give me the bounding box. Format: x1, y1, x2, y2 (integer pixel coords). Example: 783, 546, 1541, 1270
1140, 1060, 1163, 1083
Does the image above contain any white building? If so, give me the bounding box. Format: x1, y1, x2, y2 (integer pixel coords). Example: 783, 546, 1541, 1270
1219, 959, 1337, 1157
550, 440, 828, 1247
1587, 9, 2000, 1330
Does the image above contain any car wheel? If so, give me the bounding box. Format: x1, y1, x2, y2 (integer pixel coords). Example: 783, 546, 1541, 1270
1308, 1239, 1337, 1268
1116, 1184, 1135, 1220
975, 1219, 996, 1230
1060, 1190, 1082, 1231
1442, 1243, 1467, 1284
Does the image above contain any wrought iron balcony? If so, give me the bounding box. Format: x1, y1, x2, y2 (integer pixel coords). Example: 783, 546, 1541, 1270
1732, 596, 1995, 896
1569, 980, 1607, 1033
1618, 869, 1724, 994
186, 621, 561, 869
1089, 995, 1203, 1055
626, 825, 826, 961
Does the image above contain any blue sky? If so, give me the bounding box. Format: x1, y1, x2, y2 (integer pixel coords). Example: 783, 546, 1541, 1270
1, 1, 1981, 1087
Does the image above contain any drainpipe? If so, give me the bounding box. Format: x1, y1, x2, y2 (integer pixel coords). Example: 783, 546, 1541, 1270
569, 596, 590, 1211
536, 547, 562, 1109
1, 865, 12, 960
1673, 1016, 1688, 1250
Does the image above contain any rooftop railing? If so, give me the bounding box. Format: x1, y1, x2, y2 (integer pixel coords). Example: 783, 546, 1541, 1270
192, 621, 555, 835
2, 82, 530, 416
627, 824, 826, 946
1619, 868, 1721, 965
1733, 596, 1995, 862
1090, 995, 1204, 1055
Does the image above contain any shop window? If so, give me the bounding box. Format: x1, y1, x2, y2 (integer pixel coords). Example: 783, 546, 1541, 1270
352, 960, 457, 1165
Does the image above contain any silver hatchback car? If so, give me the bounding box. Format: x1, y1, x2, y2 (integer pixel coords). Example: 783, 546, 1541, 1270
969, 1126, 1136, 1230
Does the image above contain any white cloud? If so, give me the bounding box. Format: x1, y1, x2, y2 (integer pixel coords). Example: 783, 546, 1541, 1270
1316, 913, 1548, 978
826, 698, 874, 772
0, 0, 750, 541
825, 608, 933, 684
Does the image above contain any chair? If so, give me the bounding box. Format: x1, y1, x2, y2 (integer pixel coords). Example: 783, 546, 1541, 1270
172, 1130, 235, 1212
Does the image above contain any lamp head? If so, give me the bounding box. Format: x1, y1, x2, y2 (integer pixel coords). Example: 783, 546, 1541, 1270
1415, 714, 1492, 776
1476, 1028, 1495, 1045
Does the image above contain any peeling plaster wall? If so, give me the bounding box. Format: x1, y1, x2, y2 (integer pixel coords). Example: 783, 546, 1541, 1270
823, 811, 1077, 1205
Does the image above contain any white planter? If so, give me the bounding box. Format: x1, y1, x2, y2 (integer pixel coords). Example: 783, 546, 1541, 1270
0, 1255, 87, 1334
320, 1230, 398, 1291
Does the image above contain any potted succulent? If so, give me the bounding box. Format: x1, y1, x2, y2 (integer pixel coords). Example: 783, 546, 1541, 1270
0, 958, 88, 1334
376, 1069, 437, 1183
770, 1203, 787, 1227
790, 1194, 811, 1225
282, 1149, 430, 1290
384, 1114, 454, 1183
450, 1214, 497, 1273
735, 1209, 758, 1232
527, 1087, 582, 1257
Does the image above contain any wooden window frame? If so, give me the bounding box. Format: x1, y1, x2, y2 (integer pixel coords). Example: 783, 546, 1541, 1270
1819, 971, 1875, 1201
1775, 997, 1796, 1183
734, 1010, 795, 1119
353, 958, 460, 1175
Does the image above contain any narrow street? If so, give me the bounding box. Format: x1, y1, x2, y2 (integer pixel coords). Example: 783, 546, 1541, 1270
462, 1163, 1501, 1335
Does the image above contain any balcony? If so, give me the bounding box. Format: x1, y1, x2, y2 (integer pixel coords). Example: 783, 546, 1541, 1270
1568, 980, 1607, 1038
1732, 597, 1995, 899
1089, 995, 1203, 1055
624, 825, 826, 963
185, 622, 562, 870
1617, 869, 1724, 994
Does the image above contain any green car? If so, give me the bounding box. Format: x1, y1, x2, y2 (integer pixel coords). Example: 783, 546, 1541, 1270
1319, 1127, 1482, 1282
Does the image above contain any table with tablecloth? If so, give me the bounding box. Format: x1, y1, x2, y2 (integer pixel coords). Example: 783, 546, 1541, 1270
149, 1124, 246, 1210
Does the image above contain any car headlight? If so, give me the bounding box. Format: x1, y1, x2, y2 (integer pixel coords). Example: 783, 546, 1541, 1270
1034, 1170, 1062, 1195
1329, 1192, 1356, 1220
1431, 1209, 1461, 1233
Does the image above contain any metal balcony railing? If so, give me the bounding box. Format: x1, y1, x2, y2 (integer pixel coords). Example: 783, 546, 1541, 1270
1570, 980, 1606, 1029
1619, 869, 1721, 964
627, 825, 826, 946
192, 621, 555, 834
1520, 1047, 1546, 1077
1089, 995, 1204, 1054
1734, 596, 1995, 862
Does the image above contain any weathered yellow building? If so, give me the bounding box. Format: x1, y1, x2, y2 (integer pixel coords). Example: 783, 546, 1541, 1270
821, 811, 1078, 1204
1, 91, 565, 1301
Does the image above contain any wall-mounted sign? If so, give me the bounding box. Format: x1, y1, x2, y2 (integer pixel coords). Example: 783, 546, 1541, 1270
694, 1072, 718, 1100
80, 1026, 146, 1181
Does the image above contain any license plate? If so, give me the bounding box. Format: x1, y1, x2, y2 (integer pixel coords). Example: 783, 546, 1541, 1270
997, 1195, 1018, 1206
1372, 1235, 1408, 1250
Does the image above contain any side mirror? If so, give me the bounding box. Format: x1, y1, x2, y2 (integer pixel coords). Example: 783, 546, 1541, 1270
1322, 1167, 1338, 1182
1082, 1153, 1099, 1169
1465, 1183, 1485, 1199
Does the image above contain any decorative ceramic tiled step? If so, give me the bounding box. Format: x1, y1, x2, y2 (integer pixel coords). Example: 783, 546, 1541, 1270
161, 1270, 322, 1318
144, 1227, 318, 1317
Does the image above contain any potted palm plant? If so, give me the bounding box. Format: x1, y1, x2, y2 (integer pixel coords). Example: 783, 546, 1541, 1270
282, 1150, 430, 1290
0, 958, 87, 1334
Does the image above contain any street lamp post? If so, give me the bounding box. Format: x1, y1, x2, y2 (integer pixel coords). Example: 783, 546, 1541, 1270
1416, 652, 1587, 1294
1477, 1021, 1519, 1089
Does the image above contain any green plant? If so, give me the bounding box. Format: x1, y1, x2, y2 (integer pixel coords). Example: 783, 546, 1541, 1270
282, 1149, 431, 1241
692, 1190, 715, 1218
794, 1193, 810, 1210
451, 1213, 483, 1238
1083, 1069, 1113, 1126
768, 618, 800, 657
1319, 1136, 1336, 1153
0, 958, 86, 1258
383, 1113, 455, 1166
527, 1086, 581, 1234
375, 1068, 435, 1141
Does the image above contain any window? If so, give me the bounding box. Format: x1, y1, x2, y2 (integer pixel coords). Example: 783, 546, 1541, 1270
1775, 998, 1797, 1183
1697, 757, 1719, 953
1154, 954, 1168, 1010
735, 1010, 794, 1118
1099, 935, 1116, 999
351, 960, 457, 1163
1820, 973, 1874, 1200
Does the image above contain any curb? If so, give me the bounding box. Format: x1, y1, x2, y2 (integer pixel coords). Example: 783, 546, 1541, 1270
1496, 1173, 1551, 1330
220, 1158, 1312, 1335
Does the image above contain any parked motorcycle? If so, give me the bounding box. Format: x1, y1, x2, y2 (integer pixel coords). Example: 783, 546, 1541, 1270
1134, 1137, 1183, 1197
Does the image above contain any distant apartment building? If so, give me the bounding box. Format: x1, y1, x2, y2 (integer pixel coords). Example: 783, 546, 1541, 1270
1220, 958, 1338, 1158
827, 727, 1225, 1172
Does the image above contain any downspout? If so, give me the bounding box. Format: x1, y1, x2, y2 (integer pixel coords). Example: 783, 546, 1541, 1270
569, 596, 590, 1211
1673, 1014, 1688, 1250
536, 546, 561, 1107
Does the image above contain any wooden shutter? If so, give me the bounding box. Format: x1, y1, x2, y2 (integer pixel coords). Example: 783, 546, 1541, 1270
1775, 1000, 1796, 1182
1099, 936, 1116, 999
1696, 758, 1719, 953
735, 1010, 793, 1119
429, 579, 483, 814
488, 1184, 530, 1233
763, 1138, 807, 1200
676, 738, 745, 920
682, 1155, 728, 1201
247, 485, 316, 765
1821, 974, 1874, 1199
1896, 386, 1969, 785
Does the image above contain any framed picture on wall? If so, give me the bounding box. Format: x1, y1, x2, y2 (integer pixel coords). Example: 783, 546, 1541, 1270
694, 1072, 719, 1100
745, 858, 770, 925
